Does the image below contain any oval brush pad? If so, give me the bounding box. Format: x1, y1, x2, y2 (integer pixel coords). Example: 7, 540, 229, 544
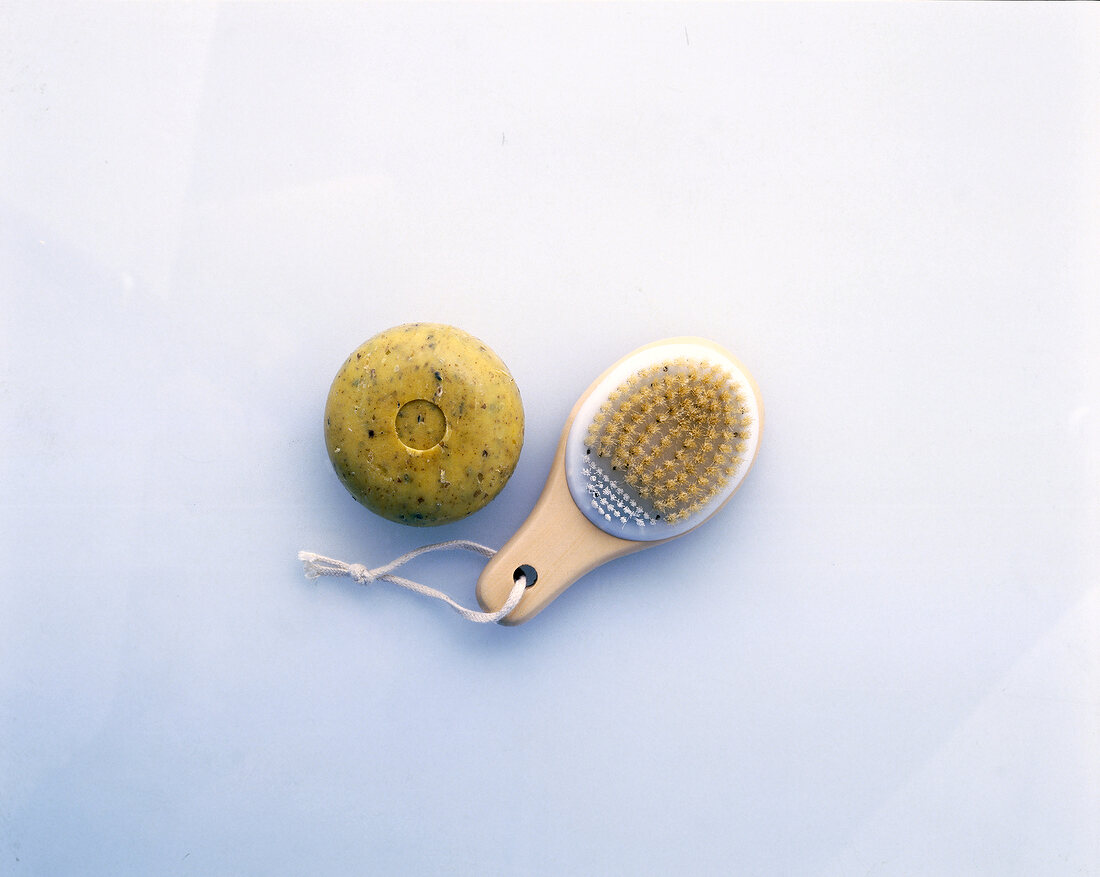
565, 340, 761, 541
477, 337, 763, 624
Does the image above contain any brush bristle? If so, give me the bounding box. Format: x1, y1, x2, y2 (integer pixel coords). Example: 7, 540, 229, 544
584, 358, 752, 524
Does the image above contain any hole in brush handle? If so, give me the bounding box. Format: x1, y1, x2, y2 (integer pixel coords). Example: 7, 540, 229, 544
513, 564, 538, 588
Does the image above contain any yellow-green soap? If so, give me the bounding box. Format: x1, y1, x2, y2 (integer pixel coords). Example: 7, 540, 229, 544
324, 323, 524, 526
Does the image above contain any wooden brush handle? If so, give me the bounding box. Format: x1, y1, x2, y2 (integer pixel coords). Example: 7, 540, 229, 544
475, 424, 650, 625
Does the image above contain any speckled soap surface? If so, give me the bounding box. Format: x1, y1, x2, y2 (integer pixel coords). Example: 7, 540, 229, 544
324, 323, 524, 526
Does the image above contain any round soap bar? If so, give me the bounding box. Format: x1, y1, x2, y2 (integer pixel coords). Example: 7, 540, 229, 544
324, 323, 524, 526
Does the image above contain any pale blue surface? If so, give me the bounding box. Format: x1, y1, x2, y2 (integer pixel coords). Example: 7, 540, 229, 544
2, 4, 1098, 875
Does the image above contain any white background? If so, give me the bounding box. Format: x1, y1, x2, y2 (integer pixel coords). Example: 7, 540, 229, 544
2, 3, 1098, 875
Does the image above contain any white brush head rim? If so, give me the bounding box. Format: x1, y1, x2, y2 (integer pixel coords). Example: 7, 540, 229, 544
564, 339, 762, 542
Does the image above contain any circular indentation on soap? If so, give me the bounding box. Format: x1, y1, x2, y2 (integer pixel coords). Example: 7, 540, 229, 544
395, 399, 447, 450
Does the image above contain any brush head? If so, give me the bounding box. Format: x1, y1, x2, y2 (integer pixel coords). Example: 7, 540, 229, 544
564, 339, 762, 542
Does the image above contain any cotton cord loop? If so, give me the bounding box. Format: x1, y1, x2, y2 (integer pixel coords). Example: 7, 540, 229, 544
297, 539, 524, 624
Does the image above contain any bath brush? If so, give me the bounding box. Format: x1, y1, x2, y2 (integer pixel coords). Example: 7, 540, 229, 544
476, 336, 763, 624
